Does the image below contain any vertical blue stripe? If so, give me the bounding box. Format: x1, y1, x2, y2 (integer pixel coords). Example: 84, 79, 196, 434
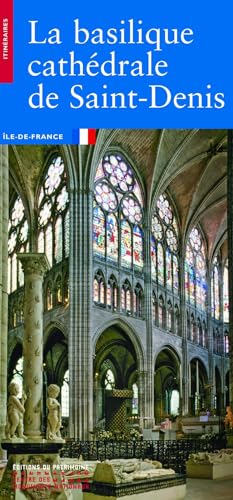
72, 129, 79, 144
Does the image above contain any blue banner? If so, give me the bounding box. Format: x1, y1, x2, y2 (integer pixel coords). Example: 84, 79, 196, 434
0, 0, 232, 143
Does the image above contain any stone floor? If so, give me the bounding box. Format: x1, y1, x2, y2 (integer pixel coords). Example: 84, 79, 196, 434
185, 478, 233, 499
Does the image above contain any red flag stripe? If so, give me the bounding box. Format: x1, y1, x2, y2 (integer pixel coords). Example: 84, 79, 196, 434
88, 129, 96, 145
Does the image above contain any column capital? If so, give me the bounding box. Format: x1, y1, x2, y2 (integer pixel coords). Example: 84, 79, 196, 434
17, 253, 50, 277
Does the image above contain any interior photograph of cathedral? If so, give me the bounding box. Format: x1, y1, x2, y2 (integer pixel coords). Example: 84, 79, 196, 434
0, 130, 232, 498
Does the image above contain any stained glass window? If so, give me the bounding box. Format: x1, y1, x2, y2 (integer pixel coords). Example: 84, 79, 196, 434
107, 284, 111, 307
167, 303, 172, 330
107, 276, 118, 310
38, 230, 45, 253
224, 334, 229, 354
158, 297, 164, 327
151, 237, 157, 280
211, 277, 214, 318
132, 383, 139, 415
38, 155, 69, 266
121, 280, 132, 313
93, 271, 106, 305
166, 249, 172, 289
211, 257, 220, 320
93, 204, 105, 257
93, 153, 144, 269
151, 193, 179, 293
93, 279, 99, 302
223, 262, 229, 323
8, 196, 29, 293
185, 226, 207, 311
134, 284, 143, 318
45, 224, 53, 267
170, 390, 179, 415
10, 296, 24, 329
185, 244, 195, 305
197, 319, 202, 344
55, 216, 63, 263
121, 220, 132, 267
100, 282, 105, 304
190, 315, 195, 342
157, 243, 164, 285
107, 214, 118, 261
133, 226, 143, 268
203, 321, 207, 347
152, 292, 157, 323
174, 306, 179, 335
104, 369, 115, 390
173, 255, 179, 291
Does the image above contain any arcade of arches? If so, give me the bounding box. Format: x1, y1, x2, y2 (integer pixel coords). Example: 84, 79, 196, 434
0, 129, 232, 442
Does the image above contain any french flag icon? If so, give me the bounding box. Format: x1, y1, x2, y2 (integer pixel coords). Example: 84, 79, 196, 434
72, 128, 96, 145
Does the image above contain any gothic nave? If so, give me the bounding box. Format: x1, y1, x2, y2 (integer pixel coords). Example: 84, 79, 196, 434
0, 129, 232, 444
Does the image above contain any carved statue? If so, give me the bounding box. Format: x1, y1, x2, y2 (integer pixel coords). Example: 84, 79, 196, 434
46, 384, 62, 440
188, 449, 233, 464
93, 459, 175, 484
5, 381, 27, 439
224, 406, 233, 430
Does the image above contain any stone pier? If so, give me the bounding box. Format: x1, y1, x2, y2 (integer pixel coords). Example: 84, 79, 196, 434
18, 253, 49, 439
0, 253, 69, 498
0, 146, 9, 445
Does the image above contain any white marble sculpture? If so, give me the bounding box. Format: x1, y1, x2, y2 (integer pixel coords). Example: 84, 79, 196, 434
5, 381, 27, 439
94, 459, 175, 484
188, 449, 233, 465
46, 384, 62, 440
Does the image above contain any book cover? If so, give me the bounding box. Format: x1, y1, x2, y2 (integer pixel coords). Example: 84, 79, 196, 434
0, 1, 232, 498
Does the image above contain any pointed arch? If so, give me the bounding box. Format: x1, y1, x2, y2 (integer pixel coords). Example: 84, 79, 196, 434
151, 192, 179, 294
93, 318, 146, 373
92, 151, 145, 309
134, 283, 144, 318
121, 279, 132, 314
36, 154, 70, 266
93, 269, 106, 305
185, 225, 207, 313
8, 194, 29, 293
107, 274, 118, 311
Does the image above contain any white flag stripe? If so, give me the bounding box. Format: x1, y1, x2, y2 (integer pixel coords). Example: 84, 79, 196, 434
79, 128, 88, 145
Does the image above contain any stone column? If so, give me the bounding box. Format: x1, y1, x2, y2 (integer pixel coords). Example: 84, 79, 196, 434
69, 188, 93, 440
227, 130, 233, 411
0, 145, 9, 442
196, 360, 199, 396
179, 363, 183, 412
195, 359, 200, 414
180, 244, 189, 415
138, 371, 147, 429
207, 261, 214, 410
188, 363, 191, 399
18, 253, 49, 439
143, 215, 154, 428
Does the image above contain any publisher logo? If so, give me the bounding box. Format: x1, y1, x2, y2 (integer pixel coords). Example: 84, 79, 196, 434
12, 463, 91, 492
